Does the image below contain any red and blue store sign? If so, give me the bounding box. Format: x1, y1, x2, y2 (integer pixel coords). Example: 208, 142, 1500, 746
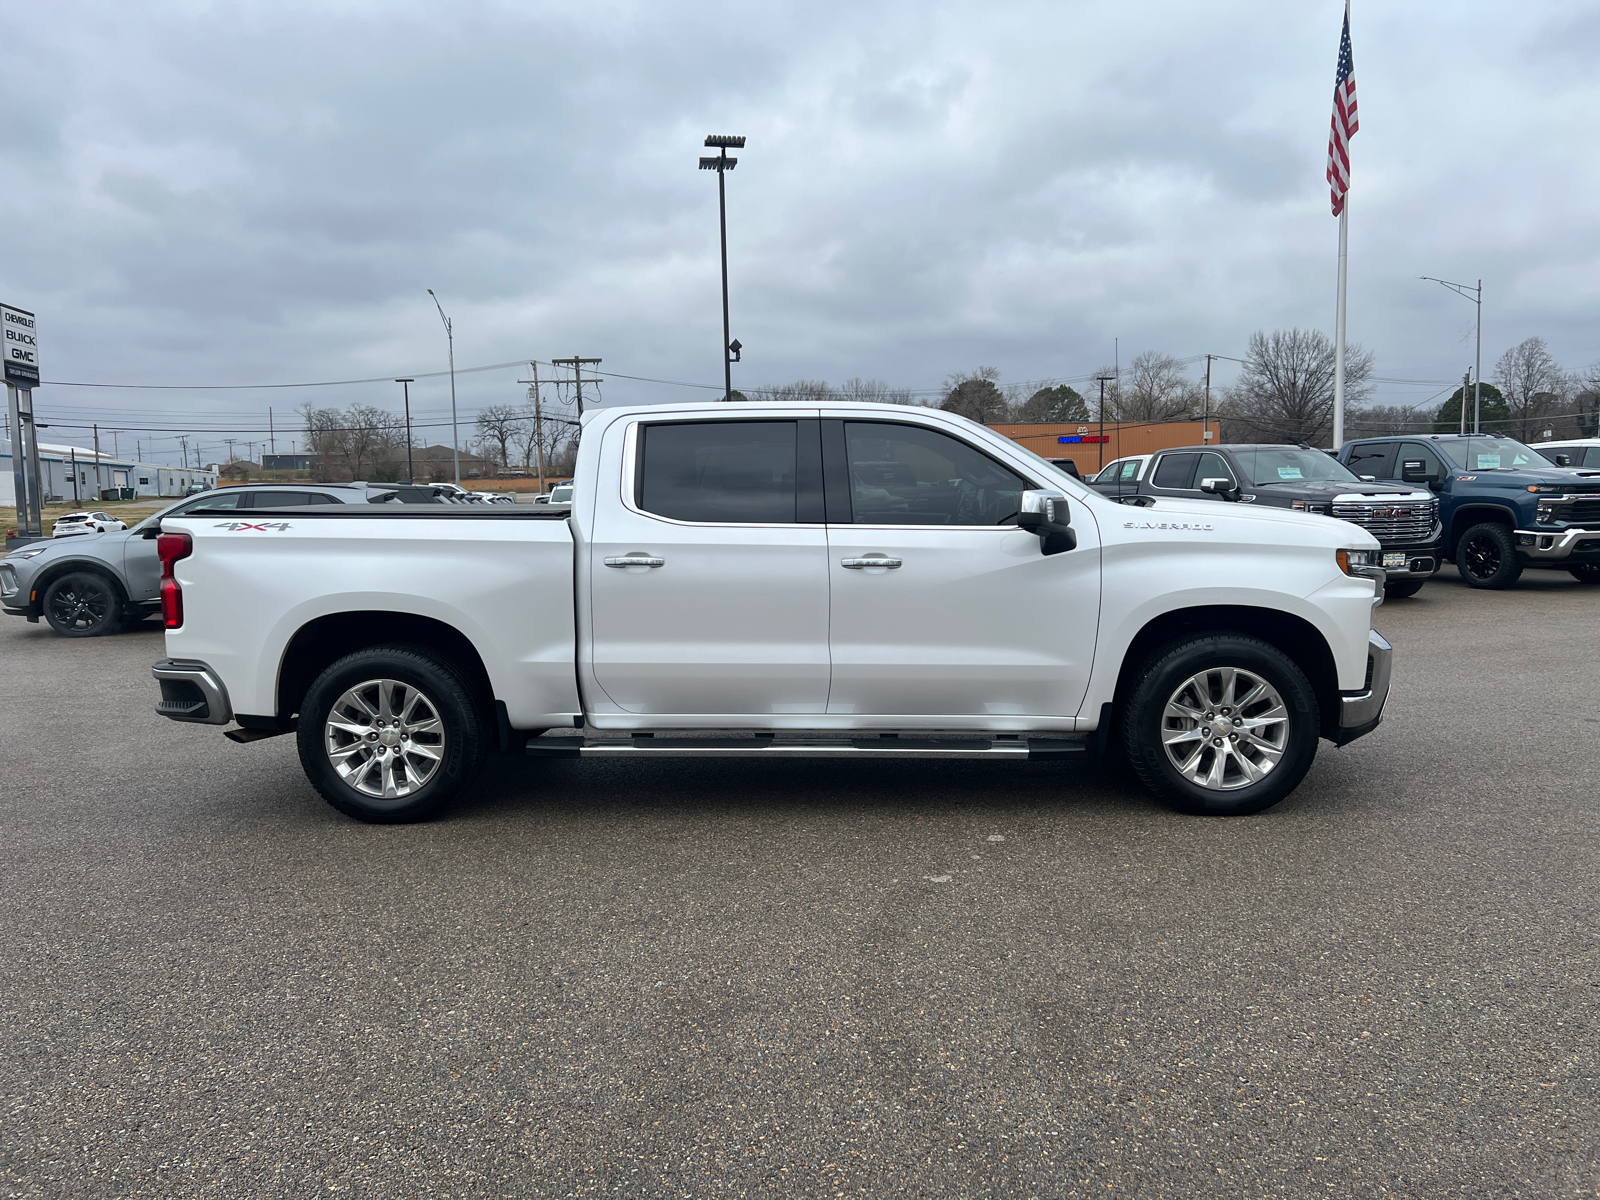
1057, 435, 1110, 444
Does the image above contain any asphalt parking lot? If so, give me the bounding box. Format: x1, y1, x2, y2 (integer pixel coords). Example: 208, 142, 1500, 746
2, 574, 1598, 1199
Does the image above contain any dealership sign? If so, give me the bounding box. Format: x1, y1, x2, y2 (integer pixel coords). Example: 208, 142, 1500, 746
2, 303, 39, 388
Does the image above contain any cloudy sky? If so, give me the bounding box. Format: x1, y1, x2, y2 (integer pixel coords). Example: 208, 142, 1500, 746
3, 0, 1597, 463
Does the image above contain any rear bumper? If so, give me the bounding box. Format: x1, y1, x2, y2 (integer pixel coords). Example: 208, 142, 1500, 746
1334, 630, 1392, 746
1515, 528, 1600, 563
152, 658, 233, 725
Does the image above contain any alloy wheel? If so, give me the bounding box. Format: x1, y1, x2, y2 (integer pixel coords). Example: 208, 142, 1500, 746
1160, 666, 1288, 791
324, 678, 446, 799
47, 580, 111, 632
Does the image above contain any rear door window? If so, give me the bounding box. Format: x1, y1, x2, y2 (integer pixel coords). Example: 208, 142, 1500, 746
638, 421, 803, 523
1150, 453, 1200, 490
1346, 442, 1397, 479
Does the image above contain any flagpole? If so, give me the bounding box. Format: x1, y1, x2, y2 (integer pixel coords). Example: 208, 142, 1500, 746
1333, 200, 1348, 448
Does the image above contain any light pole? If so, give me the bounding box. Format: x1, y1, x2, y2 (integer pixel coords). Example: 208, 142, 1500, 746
395, 378, 416, 482
426, 289, 460, 483
1420, 276, 1483, 433
1094, 374, 1115, 471
699, 135, 746, 401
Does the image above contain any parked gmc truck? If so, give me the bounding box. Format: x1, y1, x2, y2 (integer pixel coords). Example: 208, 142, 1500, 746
151, 402, 1392, 822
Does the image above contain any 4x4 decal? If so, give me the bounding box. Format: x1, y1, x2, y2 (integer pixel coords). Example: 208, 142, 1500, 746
213, 521, 292, 532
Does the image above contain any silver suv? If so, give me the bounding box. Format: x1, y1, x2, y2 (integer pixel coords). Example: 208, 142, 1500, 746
2, 484, 388, 637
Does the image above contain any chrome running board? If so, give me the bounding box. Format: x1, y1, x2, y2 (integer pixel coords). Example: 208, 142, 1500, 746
526, 734, 1086, 761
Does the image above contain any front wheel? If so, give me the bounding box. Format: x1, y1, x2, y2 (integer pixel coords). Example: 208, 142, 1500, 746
1569, 564, 1600, 585
1123, 634, 1320, 816
42, 571, 122, 637
296, 645, 487, 823
1456, 523, 1523, 589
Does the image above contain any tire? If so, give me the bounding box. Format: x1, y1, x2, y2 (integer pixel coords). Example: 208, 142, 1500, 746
1455, 522, 1523, 589
1384, 579, 1426, 599
1569, 564, 1600, 585
296, 645, 487, 824
1122, 634, 1320, 817
41, 571, 123, 637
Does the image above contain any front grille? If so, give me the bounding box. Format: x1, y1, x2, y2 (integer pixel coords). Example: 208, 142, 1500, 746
1331, 501, 1437, 544
1559, 499, 1600, 524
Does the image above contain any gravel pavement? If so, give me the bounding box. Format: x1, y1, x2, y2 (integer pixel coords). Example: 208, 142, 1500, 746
2, 574, 1598, 1198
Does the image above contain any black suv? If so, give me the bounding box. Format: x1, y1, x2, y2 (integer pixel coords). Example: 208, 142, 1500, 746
1090, 443, 1443, 597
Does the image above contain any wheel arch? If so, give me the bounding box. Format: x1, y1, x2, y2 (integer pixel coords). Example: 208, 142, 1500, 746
1112, 605, 1341, 742
1445, 503, 1519, 558
31, 558, 131, 607
276, 611, 496, 730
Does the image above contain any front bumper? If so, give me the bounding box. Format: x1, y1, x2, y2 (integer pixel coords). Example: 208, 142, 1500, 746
1514, 528, 1600, 563
1333, 630, 1392, 747
1374, 540, 1443, 579
152, 659, 233, 725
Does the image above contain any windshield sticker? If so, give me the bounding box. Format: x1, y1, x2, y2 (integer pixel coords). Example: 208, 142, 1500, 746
1474, 455, 1502, 469
213, 521, 292, 532
1277, 466, 1304, 480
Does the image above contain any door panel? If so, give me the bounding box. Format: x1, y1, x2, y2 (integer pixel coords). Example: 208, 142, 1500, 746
823, 419, 1100, 719
587, 419, 831, 716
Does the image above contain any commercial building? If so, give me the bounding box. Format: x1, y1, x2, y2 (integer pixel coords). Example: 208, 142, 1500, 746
0, 437, 217, 506
989, 420, 1209, 475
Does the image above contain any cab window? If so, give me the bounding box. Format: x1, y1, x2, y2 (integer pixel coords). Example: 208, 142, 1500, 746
638, 420, 802, 523
842, 422, 1029, 525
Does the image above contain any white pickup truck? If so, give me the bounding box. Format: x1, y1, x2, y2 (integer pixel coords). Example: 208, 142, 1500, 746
151, 401, 1392, 823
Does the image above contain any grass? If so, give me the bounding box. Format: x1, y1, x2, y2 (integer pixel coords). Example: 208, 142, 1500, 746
3, 498, 170, 541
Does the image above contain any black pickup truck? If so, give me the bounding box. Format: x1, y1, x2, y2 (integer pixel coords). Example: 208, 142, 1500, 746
1090, 443, 1443, 597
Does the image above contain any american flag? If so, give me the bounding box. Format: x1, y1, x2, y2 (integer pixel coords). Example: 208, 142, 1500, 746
1326, 1, 1358, 216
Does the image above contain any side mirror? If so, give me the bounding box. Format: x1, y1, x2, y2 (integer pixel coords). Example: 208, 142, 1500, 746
1556, 453, 1572, 467
1199, 477, 1241, 502
1017, 489, 1077, 555
1359, 474, 1376, 482
1400, 459, 1439, 487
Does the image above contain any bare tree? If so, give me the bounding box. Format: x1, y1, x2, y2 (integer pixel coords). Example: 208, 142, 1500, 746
838, 377, 916, 405
1114, 351, 1198, 423
1220, 328, 1373, 446
940, 366, 1009, 424
1493, 337, 1568, 442
1345, 402, 1439, 440
299, 401, 400, 481
473, 404, 525, 474
748, 379, 837, 403
516, 383, 578, 481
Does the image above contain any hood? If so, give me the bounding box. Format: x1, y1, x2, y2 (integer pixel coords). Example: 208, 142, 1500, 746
1455, 466, 1600, 489
1251, 480, 1432, 500
1114, 494, 1379, 548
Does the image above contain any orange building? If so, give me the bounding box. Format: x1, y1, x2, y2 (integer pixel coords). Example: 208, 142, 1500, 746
988, 420, 1210, 475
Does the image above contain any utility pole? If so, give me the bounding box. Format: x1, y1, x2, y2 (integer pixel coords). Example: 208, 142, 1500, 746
93, 423, 103, 500
70, 446, 79, 504
551, 356, 601, 419
1203, 355, 1216, 445
517, 362, 548, 493
1460, 370, 1472, 436
395, 379, 416, 482
178, 436, 188, 478
427, 289, 460, 483
1094, 374, 1115, 471
269, 407, 276, 455
699, 135, 747, 400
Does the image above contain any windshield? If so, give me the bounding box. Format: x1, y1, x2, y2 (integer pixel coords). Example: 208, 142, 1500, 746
549, 485, 573, 500
1438, 437, 1553, 472
1232, 448, 1359, 487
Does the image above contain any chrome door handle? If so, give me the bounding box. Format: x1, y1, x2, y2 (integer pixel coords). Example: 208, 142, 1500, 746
604, 555, 664, 568
840, 557, 902, 569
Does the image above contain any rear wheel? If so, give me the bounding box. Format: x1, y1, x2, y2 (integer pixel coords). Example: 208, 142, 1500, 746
1123, 634, 1320, 816
1569, 564, 1600, 584
1384, 579, 1426, 599
296, 645, 487, 823
42, 571, 122, 637
1456, 523, 1523, 589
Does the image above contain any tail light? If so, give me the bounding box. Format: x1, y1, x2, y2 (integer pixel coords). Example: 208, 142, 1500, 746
158, 531, 193, 628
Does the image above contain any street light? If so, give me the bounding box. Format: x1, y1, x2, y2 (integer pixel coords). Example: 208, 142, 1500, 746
1419, 276, 1483, 433
699, 134, 746, 401
426, 289, 460, 484
395, 378, 416, 482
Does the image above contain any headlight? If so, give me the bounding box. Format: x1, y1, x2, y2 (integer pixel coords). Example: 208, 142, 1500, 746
1537, 503, 1558, 523
1337, 548, 1377, 575
9, 545, 49, 560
